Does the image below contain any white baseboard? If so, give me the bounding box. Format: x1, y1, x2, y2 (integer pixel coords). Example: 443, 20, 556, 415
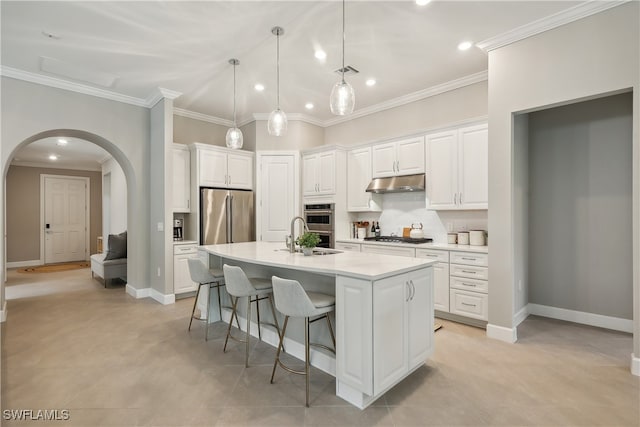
632, 353, 640, 376
126, 284, 150, 299
221, 309, 336, 377
150, 288, 175, 305
513, 305, 530, 327
528, 303, 633, 333
486, 323, 517, 343
6, 260, 41, 269
0, 300, 7, 322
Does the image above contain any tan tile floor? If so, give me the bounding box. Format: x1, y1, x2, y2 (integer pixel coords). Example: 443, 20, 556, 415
1, 268, 638, 426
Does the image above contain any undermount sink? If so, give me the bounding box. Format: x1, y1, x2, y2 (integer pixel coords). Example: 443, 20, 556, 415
276, 248, 343, 255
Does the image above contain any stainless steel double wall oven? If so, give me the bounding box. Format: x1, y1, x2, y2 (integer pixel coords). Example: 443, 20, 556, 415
304, 203, 334, 248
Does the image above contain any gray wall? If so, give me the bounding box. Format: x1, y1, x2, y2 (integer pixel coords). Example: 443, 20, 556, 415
513, 114, 529, 317
6, 165, 102, 262
527, 93, 633, 319
173, 114, 228, 147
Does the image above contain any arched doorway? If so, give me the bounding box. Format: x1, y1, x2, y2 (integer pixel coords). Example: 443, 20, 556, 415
2, 129, 139, 304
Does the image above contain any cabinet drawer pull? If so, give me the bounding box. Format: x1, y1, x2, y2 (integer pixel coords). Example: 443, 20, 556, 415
461, 282, 477, 287
461, 302, 476, 307
425, 254, 438, 258
461, 270, 477, 274
461, 257, 477, 261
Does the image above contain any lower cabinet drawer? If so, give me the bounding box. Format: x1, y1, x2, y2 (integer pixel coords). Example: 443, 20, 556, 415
361, 244, 416, 258
415, 249, 449, 263
450, 264, 488, 280
449, 289, 488, 321
336, 242, 361, 252
450, 276, 488, 294
174, 244, 197, 255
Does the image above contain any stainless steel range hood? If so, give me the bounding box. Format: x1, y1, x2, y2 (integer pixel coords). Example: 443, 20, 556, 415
365, 173, 425, 194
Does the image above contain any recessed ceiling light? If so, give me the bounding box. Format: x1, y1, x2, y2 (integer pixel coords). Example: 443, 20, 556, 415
48, 154, 58, 160
314, 50, 327, 61
305, 103, 314, 110
57, 138, 68, 146
254, 83, 265, 92
416, 0, 431, 5
458, 41, 473, 51
366, 79, 376, 87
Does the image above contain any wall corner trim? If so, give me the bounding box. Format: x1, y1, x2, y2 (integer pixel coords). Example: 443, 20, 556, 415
632, 354, 640, 376
6, 260, 42, 269
528, 303, 633, 333
126, 284, 150, 299
146, 87, 182, 107
486, 323, 517, 343
513, 305, 530, 327
150, 289, 176, 305
0, 301, 7, 323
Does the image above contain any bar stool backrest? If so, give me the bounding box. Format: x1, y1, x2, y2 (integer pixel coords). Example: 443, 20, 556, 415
188, 258, 217, 284
271, 276, 318, 318
223, 264, 256, 297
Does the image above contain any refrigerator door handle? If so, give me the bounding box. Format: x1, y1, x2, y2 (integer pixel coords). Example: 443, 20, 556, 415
228, 194, 234, 243
225, 194, 232, 243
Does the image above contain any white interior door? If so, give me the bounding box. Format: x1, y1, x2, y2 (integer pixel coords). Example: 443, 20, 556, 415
260, 154, 296, 242
44, 176, 88, 264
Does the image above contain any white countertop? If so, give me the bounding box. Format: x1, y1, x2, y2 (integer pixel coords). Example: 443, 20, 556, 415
201, 241, 436, 280
336, 238, 489, 253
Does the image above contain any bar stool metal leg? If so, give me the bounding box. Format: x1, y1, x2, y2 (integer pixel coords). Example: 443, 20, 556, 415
205, 283, 212, 341
255, 296, 262, 340
305, 317, 310, 407
223, 296, 240, 352
245, 296, 251, 368
270, 316, 289, 383
188, 283, 203, 331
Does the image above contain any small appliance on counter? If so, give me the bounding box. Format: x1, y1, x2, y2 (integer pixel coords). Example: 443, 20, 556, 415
457, 231, 470, 245
173, 219, 184, 241
469, 230, 487, 246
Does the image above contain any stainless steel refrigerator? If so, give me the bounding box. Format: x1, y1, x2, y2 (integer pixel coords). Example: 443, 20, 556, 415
200, 188, 255, 244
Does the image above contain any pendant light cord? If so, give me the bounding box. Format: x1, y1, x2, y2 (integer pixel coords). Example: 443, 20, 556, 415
232, 62, 237, 127
276, 30, 280, 109
341, 0, 346, 84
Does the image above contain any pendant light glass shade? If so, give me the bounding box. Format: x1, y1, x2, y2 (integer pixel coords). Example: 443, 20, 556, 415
267, 108, 287, 136
226, 58, 243, 149
268, 26, 287, 137
330, 0, 354, 116
330, 79, 355, 115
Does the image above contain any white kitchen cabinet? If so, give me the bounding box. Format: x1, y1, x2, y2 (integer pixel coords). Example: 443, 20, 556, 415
347, 147, 381, 212
416, 248, 449, 312
335, 242, 361, 252
172, 145, 191, 213
361, 244, 415, 258
426, 123, 488, 210
373, 268, 433, 394
196, 144, 254, 190
449, 250, 488, 320
173, 243, 198, 294
303, 151, 336, 196
372, 137, 425, 178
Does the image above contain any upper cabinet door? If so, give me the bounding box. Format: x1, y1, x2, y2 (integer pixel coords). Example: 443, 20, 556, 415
302, 154, 319, 196
227, 153, 254, 190
396, 137, 425, 175
199, 150, 227, 187
372, 142, 397, 178
426, 130, 458, 210
348, 147, 373, 211
317, 151, 336, 194
458, 124, 488, 209
172, 147, 191, 213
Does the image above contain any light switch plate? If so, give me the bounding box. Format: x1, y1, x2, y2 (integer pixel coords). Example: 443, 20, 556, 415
157, 222, 164, 232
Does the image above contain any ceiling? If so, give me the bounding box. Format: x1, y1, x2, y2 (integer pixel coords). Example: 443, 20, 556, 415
2, 0, 584, 127
11, 137, 110, 171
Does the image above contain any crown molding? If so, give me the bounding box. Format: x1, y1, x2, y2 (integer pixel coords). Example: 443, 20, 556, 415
174, 108, 234, 127
476, 0, 629, 52
323, 70, 488, 127
0, 66, 149, 107
10, 160, 102, 172
250, 113, 325, 128
146, 87, 182, 107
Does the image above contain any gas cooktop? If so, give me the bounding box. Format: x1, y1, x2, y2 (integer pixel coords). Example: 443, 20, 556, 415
364, 236, 433, 244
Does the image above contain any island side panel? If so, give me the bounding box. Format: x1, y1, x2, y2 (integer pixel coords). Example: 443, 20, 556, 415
335, 275, 373, 396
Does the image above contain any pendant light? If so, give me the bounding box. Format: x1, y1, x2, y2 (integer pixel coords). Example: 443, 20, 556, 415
330, 0, 355, 115
267, 26, 287, 137
225, 58, 243, 149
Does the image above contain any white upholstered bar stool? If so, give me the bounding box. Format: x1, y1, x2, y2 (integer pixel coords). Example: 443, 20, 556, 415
187, 258, 236, 341
270, 275, 336, 407
222, 264, 283, 368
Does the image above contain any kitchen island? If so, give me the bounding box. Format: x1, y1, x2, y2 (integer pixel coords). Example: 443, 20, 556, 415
201, 241, 436, 409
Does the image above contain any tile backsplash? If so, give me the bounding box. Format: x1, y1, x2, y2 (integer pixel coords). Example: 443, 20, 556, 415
349, 192, 487, 243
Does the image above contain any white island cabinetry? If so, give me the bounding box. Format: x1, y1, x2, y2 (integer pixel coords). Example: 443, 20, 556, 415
202, 241, 435, 409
